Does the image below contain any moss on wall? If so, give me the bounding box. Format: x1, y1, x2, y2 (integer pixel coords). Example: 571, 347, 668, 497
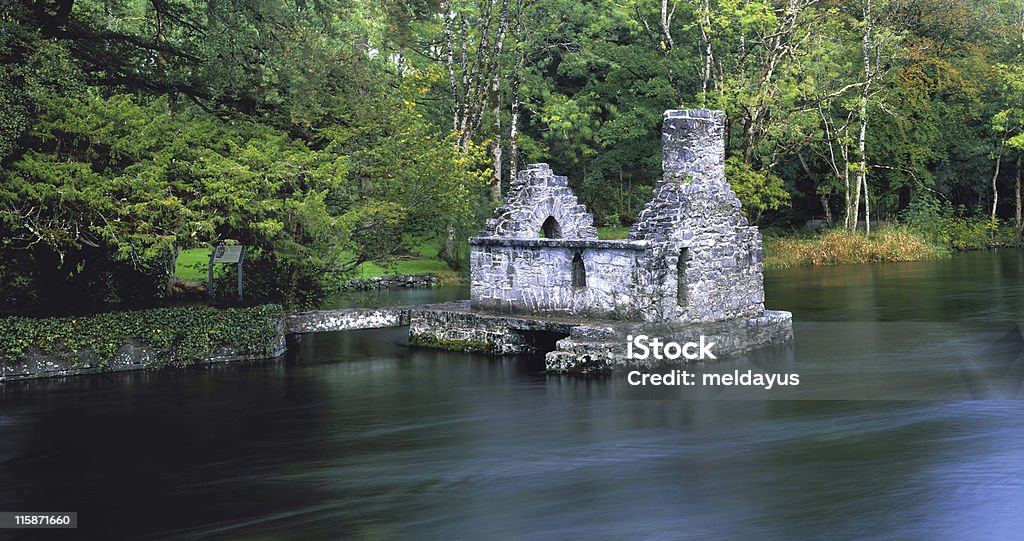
0, 305, 285, 369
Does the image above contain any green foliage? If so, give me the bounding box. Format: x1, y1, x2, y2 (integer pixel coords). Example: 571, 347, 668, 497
900, 193, 949, 246
4, 0, 1024, 310
901, 194, 1018, 250
0, 4, 81, 162
0, 75, 484, 309
0, 92, 347, 308
939, 214, 1017, 251
725, 157, 790, 221
994, 63, 1024, 153
332, 81, 490, 271
0, 305, 284, 368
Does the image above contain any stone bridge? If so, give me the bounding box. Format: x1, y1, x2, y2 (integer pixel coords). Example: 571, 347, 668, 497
286, 306, 417, 334
286, 302, 576, 354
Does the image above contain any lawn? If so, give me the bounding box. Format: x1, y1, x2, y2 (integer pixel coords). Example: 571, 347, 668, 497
175, 248, 217, 281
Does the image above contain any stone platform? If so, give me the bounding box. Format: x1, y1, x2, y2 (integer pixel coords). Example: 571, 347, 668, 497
406, 302, 793, 373
543, 310, 793, 373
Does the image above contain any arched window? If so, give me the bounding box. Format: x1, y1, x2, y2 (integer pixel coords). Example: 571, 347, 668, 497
540, 216, 562, 238
677, 248, 689, 307
572, 252, 587, 288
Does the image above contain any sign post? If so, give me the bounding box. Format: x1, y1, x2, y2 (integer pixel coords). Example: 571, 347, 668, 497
208, 245, 246, 301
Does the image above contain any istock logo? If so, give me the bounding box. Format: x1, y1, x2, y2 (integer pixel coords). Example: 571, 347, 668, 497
626, 334, 716, 361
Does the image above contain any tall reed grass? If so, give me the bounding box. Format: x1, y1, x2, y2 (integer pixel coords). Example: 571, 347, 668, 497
764, 227, 943, 269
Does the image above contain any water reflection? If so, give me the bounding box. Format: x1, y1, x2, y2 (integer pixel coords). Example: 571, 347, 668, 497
765, 248, 1024, 321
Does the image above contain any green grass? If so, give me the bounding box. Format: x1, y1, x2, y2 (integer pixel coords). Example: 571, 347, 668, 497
598, 226, 630, 240
175, 241, 454, 281
351, 257, 452, 278
176, 248, 215, 281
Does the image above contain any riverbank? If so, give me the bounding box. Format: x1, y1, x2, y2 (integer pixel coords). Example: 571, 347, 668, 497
764, 224, 1022, 269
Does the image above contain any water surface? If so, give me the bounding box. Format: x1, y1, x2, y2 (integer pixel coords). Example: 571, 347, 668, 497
2, 250, 1023, 540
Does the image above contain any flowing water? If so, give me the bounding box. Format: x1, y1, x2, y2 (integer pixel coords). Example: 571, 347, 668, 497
2, 250, 1023, 540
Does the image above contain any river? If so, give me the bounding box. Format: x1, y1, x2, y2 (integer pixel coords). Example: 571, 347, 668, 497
1, 250, 1023, 539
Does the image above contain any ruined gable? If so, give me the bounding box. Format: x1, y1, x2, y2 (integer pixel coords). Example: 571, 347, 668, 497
482, 163, 598, 240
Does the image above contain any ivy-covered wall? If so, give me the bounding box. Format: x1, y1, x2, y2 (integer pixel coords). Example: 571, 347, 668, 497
0, 305, 286, 380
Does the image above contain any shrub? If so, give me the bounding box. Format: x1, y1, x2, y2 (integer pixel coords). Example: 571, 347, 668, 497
939, 215, 1017, 250
900, 193, 946, 246
901, 194, 1019, 250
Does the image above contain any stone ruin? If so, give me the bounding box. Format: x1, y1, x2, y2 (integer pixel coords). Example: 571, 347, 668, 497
410, 109, 792, 372
471, 109, 767, 324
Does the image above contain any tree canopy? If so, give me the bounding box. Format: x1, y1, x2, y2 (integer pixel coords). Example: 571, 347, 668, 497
2, 0, 1023, 311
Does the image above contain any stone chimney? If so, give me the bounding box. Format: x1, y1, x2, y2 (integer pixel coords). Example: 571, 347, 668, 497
661, 109, 726, 185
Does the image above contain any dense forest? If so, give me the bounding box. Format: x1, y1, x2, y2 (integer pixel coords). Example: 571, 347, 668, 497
2, 0, 1023, 311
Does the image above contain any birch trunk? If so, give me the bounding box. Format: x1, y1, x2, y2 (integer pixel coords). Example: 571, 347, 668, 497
659, 0, 675, 53
863, 170, 870, 235
843, 159, 851, 229
698, 0, 714, 101
851, 160, 860, 230
441, 1, 460, 135
844, 149, 852, 229
853, 0, 872, 233
1015, 153, 1021, 235
991, 151, 1002, 222
509, 76, 520, 184
490, 75, 502, 203
508, 1, 524, 185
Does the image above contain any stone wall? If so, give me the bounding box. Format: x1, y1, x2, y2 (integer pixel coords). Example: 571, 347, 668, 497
659, 109, 727, 183
628, 181, 764, 323
287, 307, 411, 334
287, 301, 472, 335
405, 303, 793, 374
469, 237, 661, 319
470, 161, 663, 321
1, 331, 286, 382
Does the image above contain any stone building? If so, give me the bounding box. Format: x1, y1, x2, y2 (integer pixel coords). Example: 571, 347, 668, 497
404, 109, 791, 372
470, 109, 766, 324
